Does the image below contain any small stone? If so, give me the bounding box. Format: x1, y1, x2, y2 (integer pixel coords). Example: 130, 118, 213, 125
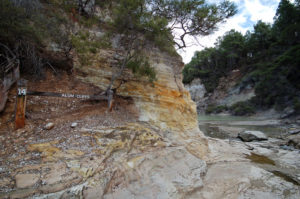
15, 173, 40, 188
238, 130, 268, 142
71, 122, 78, 128
44, 123, 55, 130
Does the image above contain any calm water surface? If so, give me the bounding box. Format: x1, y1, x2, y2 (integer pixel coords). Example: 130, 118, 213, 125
198, 114, 286, 139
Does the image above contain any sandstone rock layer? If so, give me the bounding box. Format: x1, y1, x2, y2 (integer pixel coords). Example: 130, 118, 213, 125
74, 48, 199, 132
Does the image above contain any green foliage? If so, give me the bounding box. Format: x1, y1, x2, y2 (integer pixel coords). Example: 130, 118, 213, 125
253, 44, 300, 109
127, 57, 156, 82
247, 21, 273, 51
205, 105, 228, 114
0, 0, 40, 43
110, 0, 174, 53
149, 0, 237, 49
229, 101, 255, 116
183, 30, 245, 91
45, 0, 77, 12
0, 0, 72, 77
1, 0, 237, 88
294, 98, 300, 114
183, 0, 300, 114
79, 15, 100, 28
71, 31, 111, 66
273, 0, 300, 45
95, 0, 112, 7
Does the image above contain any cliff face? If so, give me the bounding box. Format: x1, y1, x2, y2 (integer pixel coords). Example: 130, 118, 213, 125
185, 69, 256, 114
74, 46, 199, 132
185, 78, 207, 113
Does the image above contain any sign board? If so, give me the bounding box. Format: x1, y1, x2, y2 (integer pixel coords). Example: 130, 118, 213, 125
15, 79, 113, 129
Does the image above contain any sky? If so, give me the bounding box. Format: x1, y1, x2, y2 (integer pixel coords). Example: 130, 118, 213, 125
178, 0, 281, 64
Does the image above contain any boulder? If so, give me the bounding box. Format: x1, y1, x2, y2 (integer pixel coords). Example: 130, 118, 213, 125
238, 130, 268, 142
280, 107, 295, 119
289, 129, 300, 135
287, 134, 300, 149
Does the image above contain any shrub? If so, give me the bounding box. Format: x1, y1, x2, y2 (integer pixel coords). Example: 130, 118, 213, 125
205, 105, 228, 114
293, 98, 300, 114
229, 101, 255, 116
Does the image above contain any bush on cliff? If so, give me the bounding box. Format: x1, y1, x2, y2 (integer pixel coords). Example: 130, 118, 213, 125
205, 105, 228, 114
1, 0, 237, 88
229, 101, 255, 116
183, 0, 300, 114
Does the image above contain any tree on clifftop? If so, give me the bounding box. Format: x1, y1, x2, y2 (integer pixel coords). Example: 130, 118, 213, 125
102, 0, 237, 102
0, 0, 237, 110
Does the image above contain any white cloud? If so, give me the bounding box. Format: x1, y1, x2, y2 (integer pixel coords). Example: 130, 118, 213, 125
178, 0, 280, 64
244, 0, 280, 23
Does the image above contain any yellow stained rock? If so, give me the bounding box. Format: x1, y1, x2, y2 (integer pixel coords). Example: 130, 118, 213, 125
66, 149, 85, 156
74, 47, 199, 132
27, 142, 61, 161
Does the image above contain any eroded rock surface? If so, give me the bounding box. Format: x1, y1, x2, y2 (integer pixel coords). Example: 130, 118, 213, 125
193, 138, 300, 199
238, 130, 268, 142
0, 122, 207, 199
74, 47, 198, 133
287, 134, 300, 149
185, 78, 207, 112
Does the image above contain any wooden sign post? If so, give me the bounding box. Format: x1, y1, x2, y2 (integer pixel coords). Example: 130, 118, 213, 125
14, 79, 112, 129
15, 80, 27, 129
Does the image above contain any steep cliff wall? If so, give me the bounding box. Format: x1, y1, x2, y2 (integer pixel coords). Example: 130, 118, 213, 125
185, 78, 207, 113
185, 69, 256, 114
73, 46, 199, 132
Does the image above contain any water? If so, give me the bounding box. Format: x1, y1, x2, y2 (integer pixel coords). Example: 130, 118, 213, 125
198, 114, 300, 187
198, 114, 286, 139
198, 114, 256, 122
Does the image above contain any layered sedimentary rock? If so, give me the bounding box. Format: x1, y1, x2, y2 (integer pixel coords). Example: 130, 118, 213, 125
74, 47, 199, 133
185, 78, 208, 113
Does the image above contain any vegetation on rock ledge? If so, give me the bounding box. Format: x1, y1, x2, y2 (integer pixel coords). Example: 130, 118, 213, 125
1, 0, 236, 90
183, 0, 300, 115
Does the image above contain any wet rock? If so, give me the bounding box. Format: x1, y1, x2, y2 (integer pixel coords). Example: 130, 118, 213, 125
280, 145, 294, 151
238, 130, 268, 142
15, 173, 40, 188
280, 107, 295, 119
287, 134, 300, 149
44, 122, 55, 130
289, 129, 300, 135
